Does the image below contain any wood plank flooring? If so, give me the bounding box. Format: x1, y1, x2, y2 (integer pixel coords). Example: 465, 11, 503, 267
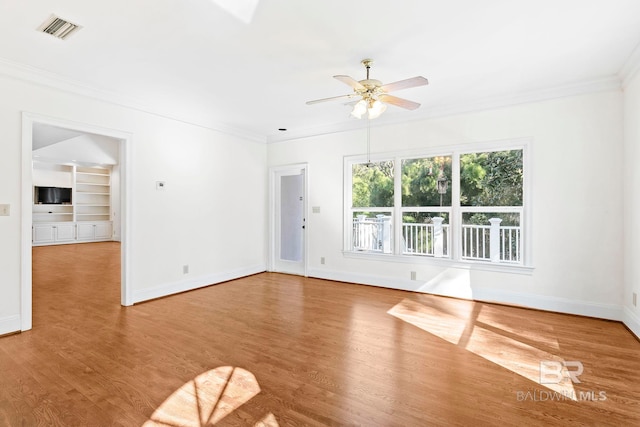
1, 241, 639, 425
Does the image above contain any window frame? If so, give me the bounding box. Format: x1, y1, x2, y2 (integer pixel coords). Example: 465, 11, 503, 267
343, 139, 532, 272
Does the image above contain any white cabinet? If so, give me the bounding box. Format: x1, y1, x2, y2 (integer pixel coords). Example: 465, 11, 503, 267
77, 222, 113, 241
32, 223, 77, 245
32, 163, 114, 246
94, 222, 113, 239
33, 221, 112, 245
56, 223, 77, 241
32, 224, 55, 244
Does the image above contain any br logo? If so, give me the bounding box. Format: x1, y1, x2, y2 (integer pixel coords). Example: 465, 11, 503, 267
539, 360, 584, 384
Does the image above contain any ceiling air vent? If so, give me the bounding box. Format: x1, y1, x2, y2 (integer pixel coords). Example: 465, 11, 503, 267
37, 15, 81, 40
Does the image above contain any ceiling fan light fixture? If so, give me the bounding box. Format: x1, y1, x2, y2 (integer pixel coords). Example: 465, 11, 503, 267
307, 58, 428, 120
367, 100, 386, 119
350, 99, 367, 119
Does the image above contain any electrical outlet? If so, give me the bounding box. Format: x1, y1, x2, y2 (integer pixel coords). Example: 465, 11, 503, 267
411, 271, 417, 280
0, 204, 9, 216
183, 265, 189, 274
633, 292, 637, 307
320, 257, 325, 265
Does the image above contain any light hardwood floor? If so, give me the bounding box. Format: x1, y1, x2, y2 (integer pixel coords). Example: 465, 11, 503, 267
1, 241, 639, 426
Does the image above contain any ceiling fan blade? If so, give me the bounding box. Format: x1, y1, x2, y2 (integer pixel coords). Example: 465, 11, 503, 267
379, 94, 421, 110
334, 75, 365, 90
380, 76, 428, 93
306, 93, 358, 105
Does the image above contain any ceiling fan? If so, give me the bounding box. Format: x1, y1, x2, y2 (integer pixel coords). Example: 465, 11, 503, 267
306, 59, 428, 119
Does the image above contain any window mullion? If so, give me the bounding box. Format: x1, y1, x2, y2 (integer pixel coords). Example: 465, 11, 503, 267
451, 152, 461, 261
393, 156, 403, 255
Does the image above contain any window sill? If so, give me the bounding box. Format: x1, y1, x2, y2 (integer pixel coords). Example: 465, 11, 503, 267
342, 251, 534, 275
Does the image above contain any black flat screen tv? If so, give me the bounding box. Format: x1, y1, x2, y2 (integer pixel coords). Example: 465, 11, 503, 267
35, 186, 72, 204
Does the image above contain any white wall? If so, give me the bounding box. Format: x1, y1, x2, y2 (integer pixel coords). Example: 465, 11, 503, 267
0, 67, 633, 336
268, 90, 625, 320
623, 72, 640, 337
0, 73, 267, 335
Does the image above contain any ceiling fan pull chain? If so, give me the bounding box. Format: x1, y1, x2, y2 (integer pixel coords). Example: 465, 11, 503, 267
367, 117, 371, 164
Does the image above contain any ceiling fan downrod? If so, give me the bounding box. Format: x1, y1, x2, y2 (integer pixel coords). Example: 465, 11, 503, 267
362, 58, 373, 80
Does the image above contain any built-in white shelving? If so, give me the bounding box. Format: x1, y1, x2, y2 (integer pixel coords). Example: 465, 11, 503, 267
32, 163, 113, 246
32, 204, 74, 222
75, 166, 111, 222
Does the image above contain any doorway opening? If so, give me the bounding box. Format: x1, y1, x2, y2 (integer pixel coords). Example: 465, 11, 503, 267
21, 113, 132, 331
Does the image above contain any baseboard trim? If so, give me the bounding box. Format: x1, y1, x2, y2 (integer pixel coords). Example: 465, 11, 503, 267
308, 269, 421, 292
471, 287, 622, 321
307, 268, 623, 321
0, 315, 21, 336
132, 264, 267, 304
623, 307, 640, 340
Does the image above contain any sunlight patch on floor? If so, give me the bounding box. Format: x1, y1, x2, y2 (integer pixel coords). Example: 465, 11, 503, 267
475, 304, 561, 350
388, 298, 577, 399
254, 412, 279, 427
144, 366, 277, 426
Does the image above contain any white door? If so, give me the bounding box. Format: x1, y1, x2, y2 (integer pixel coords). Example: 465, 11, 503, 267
272, 166, 306, 275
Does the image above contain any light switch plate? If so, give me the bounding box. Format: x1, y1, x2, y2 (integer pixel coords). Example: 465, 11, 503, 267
0, 204, 9, 216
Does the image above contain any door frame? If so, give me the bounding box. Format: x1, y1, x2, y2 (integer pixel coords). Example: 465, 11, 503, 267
269, 163, 308, 276
21, 112, 133, 331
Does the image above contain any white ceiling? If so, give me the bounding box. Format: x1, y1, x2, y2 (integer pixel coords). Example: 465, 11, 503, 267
32, 123, 120, 165
2, 0, 640, 143
32, 123, 85, 150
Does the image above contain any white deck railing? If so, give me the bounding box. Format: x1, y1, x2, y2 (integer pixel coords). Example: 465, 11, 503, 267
352, 215, 392, 253
461, 219, 521, 263
353, 216, 521, 263
461, 224, 491, 261
402, 221, 450, 257
499, 225, 521, 263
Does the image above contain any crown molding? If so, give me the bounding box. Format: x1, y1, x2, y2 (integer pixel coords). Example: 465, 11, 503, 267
267, 76, 622, 143
417, 76, 621, 120
620, 41, 640, 89
0, 56, 621, 146
0, 57, 266, 143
